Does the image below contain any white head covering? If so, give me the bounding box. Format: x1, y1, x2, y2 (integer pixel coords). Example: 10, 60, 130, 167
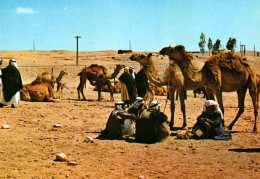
203, 100, 223, 119
129, 66, 135, 78
150, 100, 161, 110
115, 101, 125, 110
10, 59, 18, 68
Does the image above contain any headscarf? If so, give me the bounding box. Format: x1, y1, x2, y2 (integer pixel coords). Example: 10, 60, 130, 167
150, 100, 161, 111
10, 59, 18, 68
129, 66, 135, 79
203, 100, 223, 119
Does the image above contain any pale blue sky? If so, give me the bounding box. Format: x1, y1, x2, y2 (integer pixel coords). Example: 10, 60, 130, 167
0, 0, 259, 52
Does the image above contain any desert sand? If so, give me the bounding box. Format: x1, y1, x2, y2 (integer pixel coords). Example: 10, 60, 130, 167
0, 50, 259, 178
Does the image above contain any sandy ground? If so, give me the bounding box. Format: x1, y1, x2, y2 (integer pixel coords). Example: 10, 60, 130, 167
0, 50, 259, 178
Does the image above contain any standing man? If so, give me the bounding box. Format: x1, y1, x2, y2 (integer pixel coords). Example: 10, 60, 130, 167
0, 59, 23, 108
0, 59, 3, 104
119, 67, 137, 106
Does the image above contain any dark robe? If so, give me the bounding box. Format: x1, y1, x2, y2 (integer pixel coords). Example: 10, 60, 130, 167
135, 69, 150, 97
119, 72, 137, 102
193, 112, 231, 140
1, 64, 23, 102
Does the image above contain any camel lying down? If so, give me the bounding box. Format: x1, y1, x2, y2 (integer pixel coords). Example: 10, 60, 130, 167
20, 82, 65, 102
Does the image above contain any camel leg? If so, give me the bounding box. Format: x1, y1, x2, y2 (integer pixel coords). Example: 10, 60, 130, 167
97, 85, 102, 101
248, 83, 258, 132
107, 82, 114, 102
77, 83, 86, 100
169, 90, 176, 130
205, 88, 215, 100
178, 89, 187, 129
215, 91, 225, 125
228, 86, 247, 131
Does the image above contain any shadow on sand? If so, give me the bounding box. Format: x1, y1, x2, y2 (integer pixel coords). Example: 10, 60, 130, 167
228, 148, 260, 153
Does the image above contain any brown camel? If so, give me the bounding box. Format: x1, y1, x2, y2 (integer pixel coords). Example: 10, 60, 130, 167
94, 80, 121, 93
160, 45, 258, 132
148, 82, 167, 96
130, 53, 189, 129
20, 82, 66, 102
34, 70, 67, 89
77, 64, 125, 101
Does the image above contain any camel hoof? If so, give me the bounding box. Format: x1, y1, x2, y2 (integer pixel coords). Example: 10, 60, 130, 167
228, 125, 233, 131
182, 126, 188, 130
253, 128, 257, 133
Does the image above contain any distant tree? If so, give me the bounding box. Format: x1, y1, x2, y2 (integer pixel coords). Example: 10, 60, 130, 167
226, 37, 237, 52
198, 33, 206, 55
208, 37, 213, 55
212, 39, 221, 54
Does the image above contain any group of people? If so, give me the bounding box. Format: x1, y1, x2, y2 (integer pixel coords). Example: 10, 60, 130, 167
101, 97, 231, 143
0, 59, 23, 108
100, 97, 171, 143
118, 66, 150, 107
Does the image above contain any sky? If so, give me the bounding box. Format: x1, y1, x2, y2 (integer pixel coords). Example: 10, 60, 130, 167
0, 0, 259, 52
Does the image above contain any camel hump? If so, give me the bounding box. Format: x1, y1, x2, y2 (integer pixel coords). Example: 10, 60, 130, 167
205, 52, 249, 72
88, 64, 108, 75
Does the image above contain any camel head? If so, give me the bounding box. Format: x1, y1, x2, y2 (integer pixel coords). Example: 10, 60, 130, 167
129, 53, 153, 67
159, 45, 186, 61
60, 70, 68, 76
57, 82, 66, 91
115, 64, 125, 70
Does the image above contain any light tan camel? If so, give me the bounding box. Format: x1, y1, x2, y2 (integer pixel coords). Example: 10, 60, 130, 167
130, 53, 189, 129
34, 70, 67, 89
148, 82, 167, 96
20, 82, 66, 102
94, 81, 121, 93
77, 64, 125, 101
160, 45, 258, 132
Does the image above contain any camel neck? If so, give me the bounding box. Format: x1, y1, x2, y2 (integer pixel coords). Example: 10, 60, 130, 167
174, 59, 204, 88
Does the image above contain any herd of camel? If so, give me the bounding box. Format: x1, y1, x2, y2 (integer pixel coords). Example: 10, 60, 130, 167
20, 45, 260, 132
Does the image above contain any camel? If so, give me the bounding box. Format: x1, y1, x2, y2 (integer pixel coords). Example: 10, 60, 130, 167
34, 70, 67, 89
148, 82, 167, 96
130, 53, 189, 129
159, 45, 258, 132
20, 81, 66, 102
77, 64, 125, 101
94, 81, 121, 93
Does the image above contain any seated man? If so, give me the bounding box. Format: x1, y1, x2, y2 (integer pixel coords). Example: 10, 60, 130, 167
101, 98, 144, 139
135, 101, 171, 143
177, 100, 231, 140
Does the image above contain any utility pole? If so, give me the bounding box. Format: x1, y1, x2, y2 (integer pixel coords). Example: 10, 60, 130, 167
129, 40, 131, 50
75, 36, 81, 66
33, 40, 35, 51
254, 45, 255, 57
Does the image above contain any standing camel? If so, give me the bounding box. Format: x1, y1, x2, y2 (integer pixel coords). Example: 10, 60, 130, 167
77, 64, 125, 101
160, 45, 258, 132
130, 53, 188, 129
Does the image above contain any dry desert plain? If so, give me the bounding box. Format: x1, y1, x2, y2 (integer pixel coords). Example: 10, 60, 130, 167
0, 50, 259, 178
